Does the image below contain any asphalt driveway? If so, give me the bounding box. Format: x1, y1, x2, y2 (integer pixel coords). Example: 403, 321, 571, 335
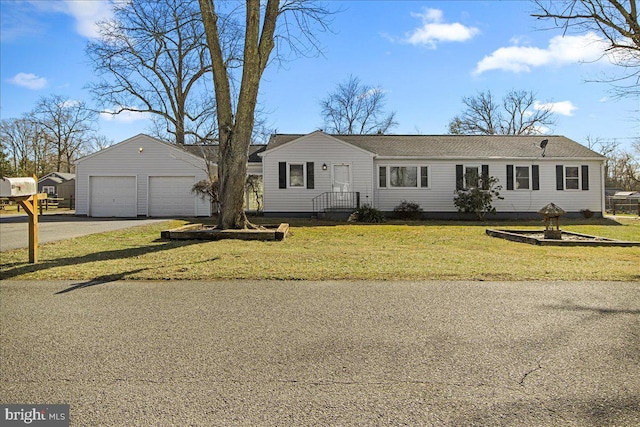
1, 280, 638, 426
0, 213, 170, 251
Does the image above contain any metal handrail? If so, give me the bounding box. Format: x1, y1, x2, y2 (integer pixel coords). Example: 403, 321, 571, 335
312, 191, 361, 214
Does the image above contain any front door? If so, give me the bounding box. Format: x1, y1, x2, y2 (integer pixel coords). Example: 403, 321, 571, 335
332, 164, 351, 193
332, 164, 351, 208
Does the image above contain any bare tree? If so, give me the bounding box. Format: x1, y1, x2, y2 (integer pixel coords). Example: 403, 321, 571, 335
448, 90, 556, 135
0, 115, 53, 177
87, 0, 238, 145
587, 135, 640, 189
320, 75, 397, 134
33, 95, 98, 173
198, 0, 332, 229
532, 0, 640, 97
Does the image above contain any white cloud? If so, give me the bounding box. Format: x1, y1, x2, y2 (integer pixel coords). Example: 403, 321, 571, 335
100, 108, 150, 123
62, 0, 113, 39
24, 0, 113, 39
474, 32, 610, 75
405, 8, 479, 48
60, 99, 81, 108
9, 72, 48, 90
534, 100, 578, 117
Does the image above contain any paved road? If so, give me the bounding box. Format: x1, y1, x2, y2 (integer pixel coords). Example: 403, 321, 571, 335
1, 280, 638, 426
0, 214, 170, 251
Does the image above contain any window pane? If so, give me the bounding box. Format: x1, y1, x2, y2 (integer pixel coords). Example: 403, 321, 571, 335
379, 167, 387, 188
289, 164, 304, 187
390, 167, 417, 187
465, 167, 479, 188
565, 167, 579, 189
565, 167, 579, 178
421, 166, 428, 188
515, 166, 529, 189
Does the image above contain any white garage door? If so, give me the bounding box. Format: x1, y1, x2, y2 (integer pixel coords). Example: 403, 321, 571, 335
90, 176, 137, 217
148, 176, 196, 217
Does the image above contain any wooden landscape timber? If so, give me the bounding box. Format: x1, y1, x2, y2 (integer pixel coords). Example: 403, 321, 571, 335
161, 223, 289, 242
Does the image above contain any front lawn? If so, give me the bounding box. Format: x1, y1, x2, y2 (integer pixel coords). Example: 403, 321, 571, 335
1, 217, 638, 281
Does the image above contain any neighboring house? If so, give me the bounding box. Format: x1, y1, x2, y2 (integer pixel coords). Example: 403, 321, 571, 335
38, 172, 75, 199
607, 191, 640, 214
75, 134, 265, 218
260, 131, 606, 218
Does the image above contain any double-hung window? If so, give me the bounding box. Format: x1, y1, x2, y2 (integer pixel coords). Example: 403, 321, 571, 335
289, 163, 305, 187
465, 166, 480, 189
565, 166, 579, 190
507, 164, 539, 191
379, 165, 429, 189
515, 166, 530, 190
556, 164, 589, 191
278, 162, 314, 189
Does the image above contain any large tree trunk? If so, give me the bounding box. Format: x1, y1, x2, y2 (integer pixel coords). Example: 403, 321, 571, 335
217, 128, 251, 229
199, 0, 277, 229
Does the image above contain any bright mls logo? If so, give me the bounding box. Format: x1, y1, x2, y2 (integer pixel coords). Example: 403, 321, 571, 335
0, 405, 69, 427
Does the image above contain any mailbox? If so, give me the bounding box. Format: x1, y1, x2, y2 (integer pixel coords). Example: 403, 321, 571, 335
0, 177, 37, 197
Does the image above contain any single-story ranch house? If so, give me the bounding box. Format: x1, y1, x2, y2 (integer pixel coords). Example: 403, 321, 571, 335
260, 131, 606, 218
75, 131, 605, 218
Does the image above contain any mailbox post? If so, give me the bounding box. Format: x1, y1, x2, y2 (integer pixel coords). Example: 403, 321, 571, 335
1, 177, 46, 263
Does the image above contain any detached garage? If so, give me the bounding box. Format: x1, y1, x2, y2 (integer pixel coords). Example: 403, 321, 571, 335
75, 134, 211, 217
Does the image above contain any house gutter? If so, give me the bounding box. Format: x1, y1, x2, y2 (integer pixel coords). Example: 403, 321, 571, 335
601, 160, 606, 214
373, 156, 605, 161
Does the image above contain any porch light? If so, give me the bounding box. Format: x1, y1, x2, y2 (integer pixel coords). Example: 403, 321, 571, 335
322, 163, 328, 171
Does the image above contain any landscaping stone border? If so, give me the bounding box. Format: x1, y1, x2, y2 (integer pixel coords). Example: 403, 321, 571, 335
486, 229, 640, 247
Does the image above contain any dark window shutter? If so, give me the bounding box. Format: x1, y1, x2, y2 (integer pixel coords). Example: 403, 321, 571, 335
278, 162, 287, 189
532, 165, 540, 190
481, 164, 489, 190
456, 165, 463, 190
506, 165, 514, 190
306, 162, 314, 189
379, 167, 387, 188
581, 165, 589, 190
420, 166, 429, 188
556, 165, 564, 190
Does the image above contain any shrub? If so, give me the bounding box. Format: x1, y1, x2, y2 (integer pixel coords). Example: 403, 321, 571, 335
348, 204, 385, 223
453, 175, 503, 220
581, 209, 594, 218
393, 200, 423, 220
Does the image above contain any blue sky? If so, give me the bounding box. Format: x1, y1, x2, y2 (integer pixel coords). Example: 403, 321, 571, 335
1, 0, 638, 150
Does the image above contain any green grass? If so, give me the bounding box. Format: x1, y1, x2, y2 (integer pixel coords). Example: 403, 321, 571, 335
1, 217, 639, 281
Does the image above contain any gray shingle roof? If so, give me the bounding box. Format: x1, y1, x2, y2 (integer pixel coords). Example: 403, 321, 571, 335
266, 133, 604, 159
181, 144, 266, 163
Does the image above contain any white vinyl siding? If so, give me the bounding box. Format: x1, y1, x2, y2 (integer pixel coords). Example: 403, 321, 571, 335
374, 159, 603, 214
262, 133, 374, 213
